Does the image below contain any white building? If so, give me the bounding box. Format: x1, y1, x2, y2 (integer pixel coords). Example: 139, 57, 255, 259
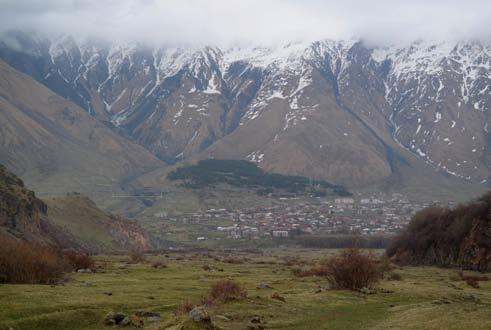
272, 230, 289, 238
334, 198, 355, 205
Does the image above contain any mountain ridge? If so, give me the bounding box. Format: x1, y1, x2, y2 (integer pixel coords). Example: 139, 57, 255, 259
0, 32, 489, 192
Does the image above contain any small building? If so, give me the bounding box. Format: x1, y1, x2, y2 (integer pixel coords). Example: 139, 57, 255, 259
334, 198, 355, 205
272, 230, 289, 238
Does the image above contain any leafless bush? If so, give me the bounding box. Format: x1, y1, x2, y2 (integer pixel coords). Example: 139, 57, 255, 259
172, 301, 196, 316
322, 248, 382, 290
129, 248, 146, 263
0, 236, 68, 284
151, 261, 167, 269
209, 279, 247, 301
459, 271, 488, 288
63, 250, 95, 271
465, 277, 480, 288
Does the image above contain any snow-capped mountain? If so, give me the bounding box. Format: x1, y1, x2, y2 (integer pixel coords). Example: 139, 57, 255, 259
0, 32, 489, 187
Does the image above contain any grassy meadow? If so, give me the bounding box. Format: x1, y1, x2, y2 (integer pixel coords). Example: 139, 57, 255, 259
0, 248, 490, 330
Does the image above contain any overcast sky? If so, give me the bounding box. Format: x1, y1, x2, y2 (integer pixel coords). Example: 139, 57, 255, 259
0, 0, 490, 46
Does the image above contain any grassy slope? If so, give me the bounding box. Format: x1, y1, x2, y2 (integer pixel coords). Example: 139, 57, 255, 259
0, 249, 489, 330
45, 194, 151, 253
46, 195, 119, 252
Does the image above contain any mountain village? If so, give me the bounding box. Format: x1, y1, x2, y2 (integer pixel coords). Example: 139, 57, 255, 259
155, 194, 451, 241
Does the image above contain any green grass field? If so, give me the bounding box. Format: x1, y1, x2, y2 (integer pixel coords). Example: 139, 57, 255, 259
0, 249, 490, 330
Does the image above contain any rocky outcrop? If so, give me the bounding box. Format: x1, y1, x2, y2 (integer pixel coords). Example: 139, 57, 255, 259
0, 164, 47, 238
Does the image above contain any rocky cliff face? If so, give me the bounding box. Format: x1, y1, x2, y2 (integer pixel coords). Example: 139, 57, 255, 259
0, 32, 489, 188
0, 164, 47, 237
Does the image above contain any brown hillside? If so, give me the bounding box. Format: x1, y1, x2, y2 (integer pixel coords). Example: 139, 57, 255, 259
0, 60, 163, 201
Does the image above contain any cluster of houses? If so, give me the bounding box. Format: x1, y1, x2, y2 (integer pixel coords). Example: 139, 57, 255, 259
155, 193, 451, 241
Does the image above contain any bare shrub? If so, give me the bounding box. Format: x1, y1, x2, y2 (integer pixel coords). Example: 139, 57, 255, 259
459, 271, 488, 288
322, 248, 382, 290
129, 248, 146, 263
0, 236, 68, 284
209, 279, 247, 301
465, 278, 480, 288
63, 250, 95, 271
151, 261, 167, 269
173, 301, 196, 316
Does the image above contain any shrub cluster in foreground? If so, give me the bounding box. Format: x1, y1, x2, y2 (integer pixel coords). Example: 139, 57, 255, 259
63, 250, 95, 271
173, 279, 248, 316
0, 236, 94, 284
292, 248, 383, 290
210, 279, 248, 301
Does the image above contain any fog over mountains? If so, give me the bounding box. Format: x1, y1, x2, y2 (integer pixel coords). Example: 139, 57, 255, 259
1, 0, 490, 45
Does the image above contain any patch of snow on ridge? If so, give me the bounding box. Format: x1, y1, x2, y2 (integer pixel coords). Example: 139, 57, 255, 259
247, 151, 265, 163
111, 108, 131, 126
203, 74, 221, 94
290, 73, 313, 96
416, 148, 426, 157
434, 112, 442, 123
221, 41, 310, 71
378, 40, 453, 79
376, 40, 490, 106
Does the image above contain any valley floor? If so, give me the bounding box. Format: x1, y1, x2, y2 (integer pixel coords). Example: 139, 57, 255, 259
0, 248, 490, 330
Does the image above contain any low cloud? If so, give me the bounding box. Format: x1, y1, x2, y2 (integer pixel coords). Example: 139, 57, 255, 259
0, 0, 490, 46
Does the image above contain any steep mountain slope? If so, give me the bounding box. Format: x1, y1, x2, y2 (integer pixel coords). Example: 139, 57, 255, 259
0, 33, 489, 191
0, 59, 164, 199
374, 41, 490, 182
